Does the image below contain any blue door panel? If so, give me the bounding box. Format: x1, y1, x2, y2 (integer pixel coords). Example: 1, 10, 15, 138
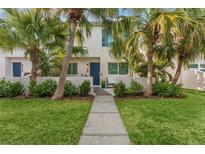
90, 63, 100, 85
13, 63, 21, 77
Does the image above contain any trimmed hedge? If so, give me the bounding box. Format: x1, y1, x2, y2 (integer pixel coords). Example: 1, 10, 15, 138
29, 79, 57, 97
153, 81, 183, 97
0, 79, 24, 97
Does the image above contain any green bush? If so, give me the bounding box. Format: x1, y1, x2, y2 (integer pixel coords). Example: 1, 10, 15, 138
64, 81, 78, 96
10, 81, 25, 97
79, 80, 91, 96
29, 79, 57, 97
114, 81, 127, 97
0, 79, 11, 97
101, 80, 105, 88
153, 81, 183, 97
128, 79, 143, 96
0, 79, 25, 97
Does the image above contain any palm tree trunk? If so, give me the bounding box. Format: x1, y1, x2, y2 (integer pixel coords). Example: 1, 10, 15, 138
172, 56, 184, 84
144, 48, 154, 96
52, 18, 78, 100
30, 48, 40, 81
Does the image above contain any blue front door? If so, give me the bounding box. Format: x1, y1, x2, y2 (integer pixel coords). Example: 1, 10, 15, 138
90, 63, 100, 85
13, 63, 21, 77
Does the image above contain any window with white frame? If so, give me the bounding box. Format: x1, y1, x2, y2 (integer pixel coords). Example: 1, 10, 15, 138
68, 63, 78, 75
188, 64, 198, 70
200, 64, 205, 72
108, 63, 128, 75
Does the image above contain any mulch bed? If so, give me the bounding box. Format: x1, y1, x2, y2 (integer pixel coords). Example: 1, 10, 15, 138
114, 95, 185, 100
0, 95, 95, 103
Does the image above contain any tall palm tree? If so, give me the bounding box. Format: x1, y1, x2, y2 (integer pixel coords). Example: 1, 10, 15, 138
52, 8, 117, 100
0, 8, 67, 81
110, 9, 182, 96
172, 9, 205, 84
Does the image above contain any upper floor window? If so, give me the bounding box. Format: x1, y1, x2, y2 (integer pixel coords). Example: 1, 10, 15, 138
108, 63, 128, 75
68, 63, 78, 75
102, 29, 112, 47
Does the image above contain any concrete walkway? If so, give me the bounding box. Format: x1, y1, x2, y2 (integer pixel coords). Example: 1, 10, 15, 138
79, 95, 130, 145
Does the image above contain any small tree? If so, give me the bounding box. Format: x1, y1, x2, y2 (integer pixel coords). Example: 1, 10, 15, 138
0, 9, 68, 81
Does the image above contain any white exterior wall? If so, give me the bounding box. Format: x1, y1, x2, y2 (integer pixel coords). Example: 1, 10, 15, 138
81, 25, 130, 80
0, 50, 32, 77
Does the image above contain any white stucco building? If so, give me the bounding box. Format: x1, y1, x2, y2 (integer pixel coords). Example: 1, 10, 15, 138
0, 23, 205, 90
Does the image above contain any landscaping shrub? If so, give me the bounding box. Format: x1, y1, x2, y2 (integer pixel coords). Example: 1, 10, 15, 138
153, 81, 183, 97
79, 80, 91, 96
128, 79, 143, 96
114, 81, 127, 97
64, 81, 78, 96
29, 79, 57, 97
10, 81, 25, 97
0, 79, 11, 97
101, 80, 105, 88
0, 79, 25, 97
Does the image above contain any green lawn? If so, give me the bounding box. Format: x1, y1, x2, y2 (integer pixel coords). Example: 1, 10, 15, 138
116, 91, 205, 144
0, 98, 91, 144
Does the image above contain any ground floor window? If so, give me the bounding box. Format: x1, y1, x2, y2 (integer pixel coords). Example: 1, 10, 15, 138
68, 63, 77, 75
200, 64, 205, 72
108, 63, 128, 75
188, 63, 205, 72
188, 64, 198, 70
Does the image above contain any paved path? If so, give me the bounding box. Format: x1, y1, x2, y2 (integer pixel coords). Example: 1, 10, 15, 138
79, 95, 130, 145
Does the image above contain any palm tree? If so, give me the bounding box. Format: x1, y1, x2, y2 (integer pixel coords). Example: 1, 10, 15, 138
52, 8, 117, 100
172, 9, 205, 84
110, 9, 182, 96
0, 8, 67, 81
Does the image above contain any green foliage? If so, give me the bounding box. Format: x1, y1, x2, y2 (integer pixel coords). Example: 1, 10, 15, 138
64, 81, 78, 97
101, 80, 105, 88
128, 80, 143, 96
0, 79, 24, 97
10, 81, 25, 97
153, 81, 183, 98
114, 81, 127, 97
79, 80, 91, 96
29, 79, 57, 97
0, 79, 12, 97
136, 60, 174, 81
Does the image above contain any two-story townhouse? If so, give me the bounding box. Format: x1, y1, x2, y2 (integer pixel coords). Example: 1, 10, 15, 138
0, 22, 131, 86
0, 22, 205, 88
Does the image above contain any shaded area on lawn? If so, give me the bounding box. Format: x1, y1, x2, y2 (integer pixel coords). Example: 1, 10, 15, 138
116, 91, 205, 144
0, 98, 91, 144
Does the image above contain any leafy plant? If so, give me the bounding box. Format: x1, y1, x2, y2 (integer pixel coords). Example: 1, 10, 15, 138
64, 81, 78, 97
10, 81, 25, 97
0, 79, 24, 97
29, 79, 57, 97
153, 81, 183, 98
101, 80, 105, 88
114, 81, 127, 97
79, 80, 91, 96
128, 80, 143, 96
0, 79, 11, 97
